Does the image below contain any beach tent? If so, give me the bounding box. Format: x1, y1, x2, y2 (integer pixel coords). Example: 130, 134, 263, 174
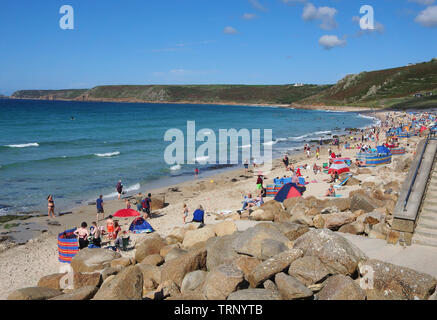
129, 217, 154, 234
113, 208, 140, 218
328, 161, 350, 175
192, 209, 205, 223
274, 183, 303, 202
58, 228, 79, 263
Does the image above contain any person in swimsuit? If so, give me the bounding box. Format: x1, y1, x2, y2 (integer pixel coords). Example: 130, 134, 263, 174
106, 215, 115, 240
47, 195, 55, 218
183, 203, 189, 224
116, 180, 123, 200
74, 222, 89, 250
113, 221, 121, 240
90, 221, 101, 247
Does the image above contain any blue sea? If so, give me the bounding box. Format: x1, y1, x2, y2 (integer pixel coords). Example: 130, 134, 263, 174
0, 99, 375, 215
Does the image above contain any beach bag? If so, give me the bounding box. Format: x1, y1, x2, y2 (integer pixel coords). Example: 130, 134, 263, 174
192, 209, 205, 223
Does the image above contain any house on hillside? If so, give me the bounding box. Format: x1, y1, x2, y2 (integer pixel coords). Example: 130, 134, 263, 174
413, 93, 423, 98
293, 83, 304, 87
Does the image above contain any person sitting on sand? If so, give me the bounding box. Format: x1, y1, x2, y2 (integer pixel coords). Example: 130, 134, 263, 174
325, 185, 336, 197
47, 195, 56, 219
96, 195, 104, 222
106, 215, 115, 240
125, 199, 131, 209
113, 221, 121, 240
329, 172, 339, 184
114, 230, 129, 251
183, 203, 189, 224
242, 193, 255, 211
74, 222, 89, 250
291, 173, 299, 184
313, 163, 321, 175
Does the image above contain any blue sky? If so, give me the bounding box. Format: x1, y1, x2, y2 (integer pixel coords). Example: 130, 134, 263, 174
0, 0, 436, 95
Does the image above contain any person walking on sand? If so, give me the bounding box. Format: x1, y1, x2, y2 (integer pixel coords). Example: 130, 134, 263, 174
47, 195, 56, 218
194, 168, 199, 179
96, 195, 104, 222
282, 155, 289, 171
135, 192, 143, 212
142, 193, 152, 218
183, 203, 189, 224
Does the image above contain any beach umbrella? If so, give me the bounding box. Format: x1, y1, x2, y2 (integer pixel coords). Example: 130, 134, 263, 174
274, 183, 302, 202
328, 161, 350, 175
113, 208, 141, 218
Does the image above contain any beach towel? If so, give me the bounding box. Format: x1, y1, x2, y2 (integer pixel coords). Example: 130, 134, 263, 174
334, 174, 352, 189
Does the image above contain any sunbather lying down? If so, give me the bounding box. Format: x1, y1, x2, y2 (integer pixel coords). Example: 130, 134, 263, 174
241, 193, 264, 211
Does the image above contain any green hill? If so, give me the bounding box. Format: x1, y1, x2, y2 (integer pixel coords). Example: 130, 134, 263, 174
11, 85, 330, 105
11, 89, 88, 100
300, 59, 437, 109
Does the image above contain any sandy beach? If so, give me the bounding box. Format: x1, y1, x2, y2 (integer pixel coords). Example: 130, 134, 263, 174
0, 109, 428, 299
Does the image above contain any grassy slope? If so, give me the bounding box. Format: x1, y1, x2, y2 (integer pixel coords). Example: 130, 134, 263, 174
300, 59, 437, 108
12, 85, 331, 105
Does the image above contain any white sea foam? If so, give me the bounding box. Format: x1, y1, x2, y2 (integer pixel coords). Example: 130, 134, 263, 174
263, 140, 278, 146
5, 143, 39, 148
170, 164, 182, 171
103, 182, 140, 199
95, 151, 120, 157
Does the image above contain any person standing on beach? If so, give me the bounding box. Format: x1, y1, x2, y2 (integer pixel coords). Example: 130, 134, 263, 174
282, 155, 289, 171
47, 195, 55, 218
96, 195, 104, 222
135, 192, 143, 212
74, 222, 89, 250
194, 168, 199, 179
142, 193, 152, 218
244, 159, 249, 173
183, 203, 189, 224
116, 180, 123, 199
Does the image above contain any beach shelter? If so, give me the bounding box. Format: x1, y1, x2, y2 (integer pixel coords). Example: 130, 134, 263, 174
328, 161, 350, 175
274, 183, 302, 202
129, 217, 154, 234
192, 209, 205, 223
58, 228, 79, 263
113, 208, 140, 218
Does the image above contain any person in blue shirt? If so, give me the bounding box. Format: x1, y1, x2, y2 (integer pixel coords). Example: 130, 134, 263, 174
96, 195, 104, 222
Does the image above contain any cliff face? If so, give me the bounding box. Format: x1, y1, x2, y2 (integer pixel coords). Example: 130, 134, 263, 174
11, 89, 88, 100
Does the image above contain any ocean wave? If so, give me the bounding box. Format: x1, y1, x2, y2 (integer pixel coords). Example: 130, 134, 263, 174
4, 143, 39, 148
95, 152, 120, 157
263, 140, 278, 146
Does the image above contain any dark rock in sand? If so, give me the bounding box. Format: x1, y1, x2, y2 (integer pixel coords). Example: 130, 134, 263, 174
8, 287, 62, 300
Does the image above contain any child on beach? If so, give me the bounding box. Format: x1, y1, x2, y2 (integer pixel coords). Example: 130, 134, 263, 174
183, 204, 189, 224
106, 215, 115, 240
89, 221, 101, 247
47, 195, 56, 218
325, 185, 336, 197
74, 222, 89, 250
125, 199, 131, 209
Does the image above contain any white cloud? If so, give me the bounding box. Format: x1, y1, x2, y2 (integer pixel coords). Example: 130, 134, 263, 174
223, 26, 238, 34
415, 5, 437, 26
282, 0, 307, 4
303, 3, 338, 30
243, 13, 257, 20
409, 0, 435, 5
249, 0, 267, 12
318, 35, 347, 49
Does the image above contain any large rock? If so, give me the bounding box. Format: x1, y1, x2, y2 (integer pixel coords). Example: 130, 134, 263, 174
213, 221, 238, 237
71, 248, 121, 273
141, 254, 164, 266
350, 192, 382, 213
232, 225, 291, 260
274, 273, 313, 300
37, 273, 66, 290
260, 239, 288, 260
317, 274, 366, 300
73, 272, 102, 289
250, 209, 274, 221
227, 289, 282, 300
247, 249, 303, 288
165, 247, 188, 262
275, 222, 309, 241
135, 236, 166, 263
288, 256, 330, 286
8, 287, 62, 300
49, 286, 98, 300
358, 259, 437, 300
293, 229, 367, 276
322, 212, 356, 231
232, 256, 261, 280
338, 221, 365, 235
182, 227, 216, 249
256, 201, 287, 222
168, 227, 187, 243
161, 247, 207, 287
137, 264, 161, 284
181, 270, 207, 294
110, 257, 132, 268
93, 265, 143, 300
206, 233, 240, 271
203, 264, 245, 300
